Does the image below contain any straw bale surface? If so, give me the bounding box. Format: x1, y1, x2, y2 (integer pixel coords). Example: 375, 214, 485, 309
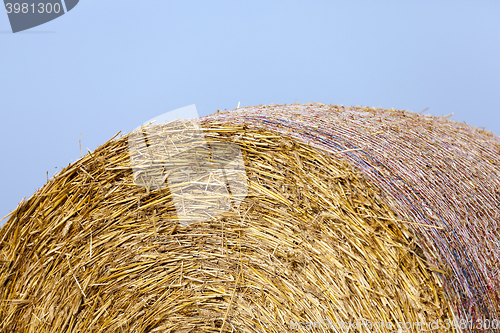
203, 103, 500, 330
0, 103, 498, 332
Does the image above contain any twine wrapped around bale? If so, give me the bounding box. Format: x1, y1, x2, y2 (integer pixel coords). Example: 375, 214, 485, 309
0, 103, 499, 332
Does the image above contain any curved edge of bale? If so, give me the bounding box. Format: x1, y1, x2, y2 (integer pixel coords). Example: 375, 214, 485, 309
0, 124, 455, 332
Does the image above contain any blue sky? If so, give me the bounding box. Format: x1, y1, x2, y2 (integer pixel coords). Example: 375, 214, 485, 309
1, 1, 499, 224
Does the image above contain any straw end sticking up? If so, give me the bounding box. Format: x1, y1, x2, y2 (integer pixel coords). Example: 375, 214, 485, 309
419, 107, 429, 114
0, 210, 15, 225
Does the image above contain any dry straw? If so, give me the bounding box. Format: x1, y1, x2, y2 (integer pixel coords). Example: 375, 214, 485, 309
204, 103, 500, 331
0, 103, 498, 332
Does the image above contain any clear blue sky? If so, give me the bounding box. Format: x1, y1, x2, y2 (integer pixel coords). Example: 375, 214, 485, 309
1, 1, 499, 224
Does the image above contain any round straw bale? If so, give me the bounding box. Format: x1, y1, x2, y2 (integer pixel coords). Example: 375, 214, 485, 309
1, 104, 499, 332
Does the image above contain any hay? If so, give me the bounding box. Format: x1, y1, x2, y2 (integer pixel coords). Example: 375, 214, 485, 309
0, 103, 498, 332
203, 103, 500, 330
